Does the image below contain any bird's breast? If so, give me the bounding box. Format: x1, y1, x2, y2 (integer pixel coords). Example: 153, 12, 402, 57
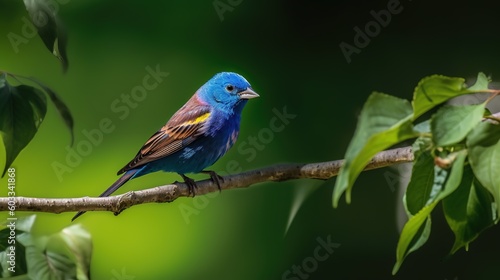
202, 115, 241, 160
212, 128, 238, 158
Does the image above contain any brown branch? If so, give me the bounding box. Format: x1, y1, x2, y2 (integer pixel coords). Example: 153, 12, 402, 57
0, 147, 413, 215
486, 111, 500, 123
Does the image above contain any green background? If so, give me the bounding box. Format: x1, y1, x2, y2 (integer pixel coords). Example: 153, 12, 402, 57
1, 0, 500, 279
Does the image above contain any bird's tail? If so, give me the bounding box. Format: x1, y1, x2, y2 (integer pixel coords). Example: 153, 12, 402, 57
71, 169, 138, 221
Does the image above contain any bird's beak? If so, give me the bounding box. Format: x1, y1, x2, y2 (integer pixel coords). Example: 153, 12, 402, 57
239, 88, 259, 99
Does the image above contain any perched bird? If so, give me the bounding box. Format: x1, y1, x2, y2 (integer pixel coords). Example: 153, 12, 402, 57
72, 72, 259, 221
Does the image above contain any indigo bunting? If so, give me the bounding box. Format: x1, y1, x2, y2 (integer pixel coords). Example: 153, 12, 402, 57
72, 72, 258, 221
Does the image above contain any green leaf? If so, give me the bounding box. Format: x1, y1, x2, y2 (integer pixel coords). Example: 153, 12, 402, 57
406, 151, 467, 215
0, 238, 27, 277
431, 103, 486, 147
14, 220, 92, 280
413, 120, 430, 134
0, 215, 37, 277
412, 73, 489, 120
0, 215, 36, 235
333, 92, 417, 206
21, 234, 77, 280
395, 151, 466, 274
467, 122, 500, 217
54, 225, 92, 280
26, 77, 74, 145
467, 72, 490, 91
23, 0, 68, 72
393, 200, 438, 275
0, 74, 47, 176
412, 136, 432, 160
405, 151, 435, 215
14, 215, 36, 233
434, 151, 467, 200
443, 166, 495, 254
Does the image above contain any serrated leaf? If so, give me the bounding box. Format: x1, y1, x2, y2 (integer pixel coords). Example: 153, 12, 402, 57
431, 103, 486, 147
405, 151, 435, 215
468, 72, 490, 91
23, 0, 68, 72
405, 153, 464, 215
393, 200, 438, 275
333, 92, 417, 206
443, 166, 495, 254
395, 151, 466, 274
467, 122, 500, 217
412, 73, 489, 120
0, 74, 47, 176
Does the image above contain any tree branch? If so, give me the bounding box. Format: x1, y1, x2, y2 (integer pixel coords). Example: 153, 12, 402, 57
0, 146, 414, 215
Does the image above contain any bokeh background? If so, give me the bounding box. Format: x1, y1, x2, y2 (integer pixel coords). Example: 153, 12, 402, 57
1, 0, 500, 279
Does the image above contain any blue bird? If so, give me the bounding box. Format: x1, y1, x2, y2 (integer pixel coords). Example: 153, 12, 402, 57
72, 72, 259, 220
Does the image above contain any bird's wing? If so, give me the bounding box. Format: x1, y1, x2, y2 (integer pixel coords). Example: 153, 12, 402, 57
118, 102, 212, 174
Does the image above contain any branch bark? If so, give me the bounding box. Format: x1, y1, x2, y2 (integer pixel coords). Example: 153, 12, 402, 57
0, 146, 414, 215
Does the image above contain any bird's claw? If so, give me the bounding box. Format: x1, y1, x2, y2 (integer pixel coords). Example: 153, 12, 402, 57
180, 174, 198, 197
202, 170, 224, 192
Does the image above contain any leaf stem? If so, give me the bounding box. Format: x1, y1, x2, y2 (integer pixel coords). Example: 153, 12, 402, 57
485, 90, 499, 104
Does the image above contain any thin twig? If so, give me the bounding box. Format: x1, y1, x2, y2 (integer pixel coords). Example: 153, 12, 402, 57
484, 111, 500, 124
0, 147, 414, 215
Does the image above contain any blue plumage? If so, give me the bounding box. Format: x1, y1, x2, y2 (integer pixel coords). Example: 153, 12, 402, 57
72, 72, 258, 220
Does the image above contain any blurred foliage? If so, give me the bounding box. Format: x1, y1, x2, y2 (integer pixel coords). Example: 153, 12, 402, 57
0, 72, 73, 176
23, 0, 68, 71
0, 215, 91, 279
1, 0, 500, 279
0, 0, 72, 177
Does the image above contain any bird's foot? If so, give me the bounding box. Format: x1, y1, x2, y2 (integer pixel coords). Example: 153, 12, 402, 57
202, 170, 224, 192
180, 174, 198, 197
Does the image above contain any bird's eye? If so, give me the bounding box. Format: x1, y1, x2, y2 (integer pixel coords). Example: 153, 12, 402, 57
225, 85, 234, 92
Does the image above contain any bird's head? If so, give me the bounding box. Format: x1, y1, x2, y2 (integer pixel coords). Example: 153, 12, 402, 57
199, 72, 259, 113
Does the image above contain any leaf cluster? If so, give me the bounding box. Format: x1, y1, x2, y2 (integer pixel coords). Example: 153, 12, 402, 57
334, 73, 500, 273
0, 215, 92, 280
0, 73, 73, 176
1, 0, 72, 176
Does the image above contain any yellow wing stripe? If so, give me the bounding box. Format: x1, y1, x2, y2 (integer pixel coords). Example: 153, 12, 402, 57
184, 112, 210, 125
